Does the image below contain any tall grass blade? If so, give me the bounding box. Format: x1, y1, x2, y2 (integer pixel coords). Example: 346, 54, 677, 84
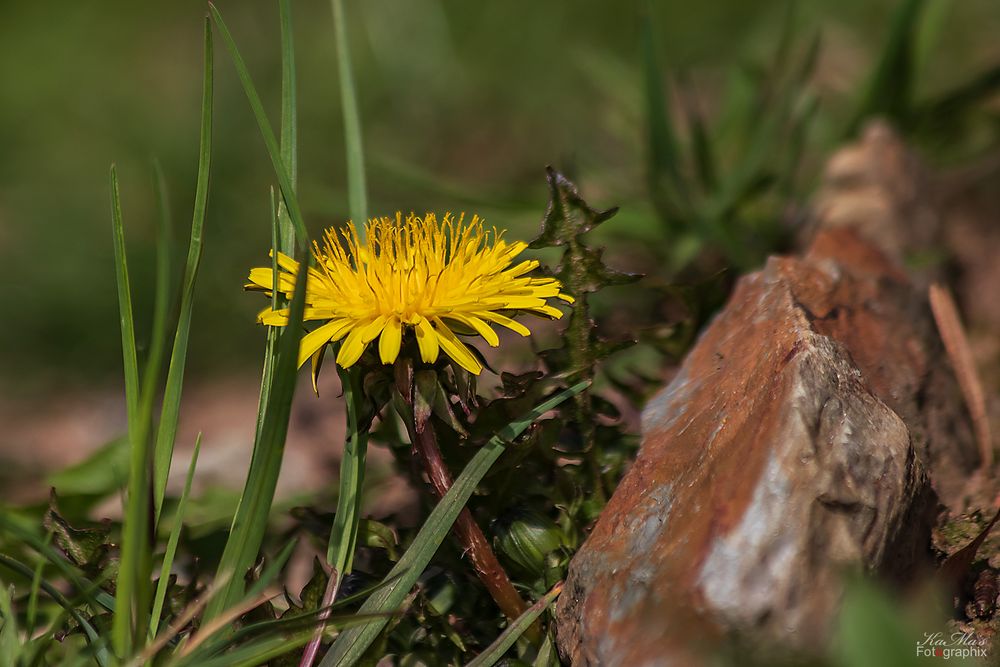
153, 17, 214, 521
319, 382, 589, 667
331, 0, 368, 230
203, 254, 309, 622
142, 160, 174, 414
326, 0, 372, 591
278, 0, 298, 255
149, 435, 201, 640
110, 164, 153, 657
209, 2, 308, 247
257, 0, 300, 447
464, 583, 563, 667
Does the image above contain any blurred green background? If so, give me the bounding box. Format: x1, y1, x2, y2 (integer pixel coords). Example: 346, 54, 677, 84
2, 0, 999, 396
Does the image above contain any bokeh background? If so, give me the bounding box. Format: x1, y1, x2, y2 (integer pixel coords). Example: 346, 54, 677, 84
1, 0, 999, 501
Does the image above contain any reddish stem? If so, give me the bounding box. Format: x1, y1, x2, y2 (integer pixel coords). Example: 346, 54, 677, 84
394, 362, 534, 633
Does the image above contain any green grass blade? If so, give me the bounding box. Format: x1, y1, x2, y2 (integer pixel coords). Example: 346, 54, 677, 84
209, 2, 308, 247
202, 253, 309, 623
174, 631, 316, 667
110, 164, 153, 658
149, 435, 201, 640
254, 191, 282, 446
278, 0, 298, 255
327, 366, 369, 579
331, 0, 368, 230
142, 160, 175, 416
153, 18, 214, 522
319, 382, 589, 667
325, 0, 371, 582
465, 584, 563, 667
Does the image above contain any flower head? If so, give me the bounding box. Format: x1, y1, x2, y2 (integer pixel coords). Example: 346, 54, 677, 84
246, 212, 572, 377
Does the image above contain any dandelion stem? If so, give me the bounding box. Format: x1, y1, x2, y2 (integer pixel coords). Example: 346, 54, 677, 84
393, 361, 539, 641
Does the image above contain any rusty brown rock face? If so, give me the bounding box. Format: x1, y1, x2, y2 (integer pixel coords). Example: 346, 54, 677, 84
555, 127, 978, 666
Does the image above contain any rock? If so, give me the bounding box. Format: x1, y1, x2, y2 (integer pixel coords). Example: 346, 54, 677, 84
555, 127, 979, 665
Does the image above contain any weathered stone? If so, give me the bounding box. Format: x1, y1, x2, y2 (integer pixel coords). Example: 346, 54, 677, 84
556, 128, 980, 666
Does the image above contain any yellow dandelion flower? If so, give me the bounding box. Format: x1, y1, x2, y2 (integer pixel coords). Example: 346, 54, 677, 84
246, 212, 573, 377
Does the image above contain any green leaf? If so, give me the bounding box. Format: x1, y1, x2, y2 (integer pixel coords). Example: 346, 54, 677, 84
110, 163, 153, 657
331, 0, 368, 231
464, 584, 562, 667
0, 517, 116, 615
149, 434, 201, 640
319, 382, 588, 667
141, 160, 175, 431
202, 248, 309, 623
43, 497, 113, 574
277, 0, 298, 255
153, 17, 214, 522
358, 519, 398, 561
209, 2, 308, 248
530, 168, 618, 249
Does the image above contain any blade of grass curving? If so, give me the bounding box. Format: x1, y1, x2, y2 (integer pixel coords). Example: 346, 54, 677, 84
319, 382, 589, 667
176, 604, 392, 667
176, 631, 316, 667
846, 0, 927, 136
149, 434, 202, 640
186, 564, 397, 665
111, 164, 154, 657
171, 540, 298, 660
464, 582, 563, 667
209, 2, 308, 246
0, 554, 111, 667
129, 573, 233, 667
153, 18, 214, 521
278, 0, 298, 255
203, 253, 309, 623
331, 0, 367, 230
